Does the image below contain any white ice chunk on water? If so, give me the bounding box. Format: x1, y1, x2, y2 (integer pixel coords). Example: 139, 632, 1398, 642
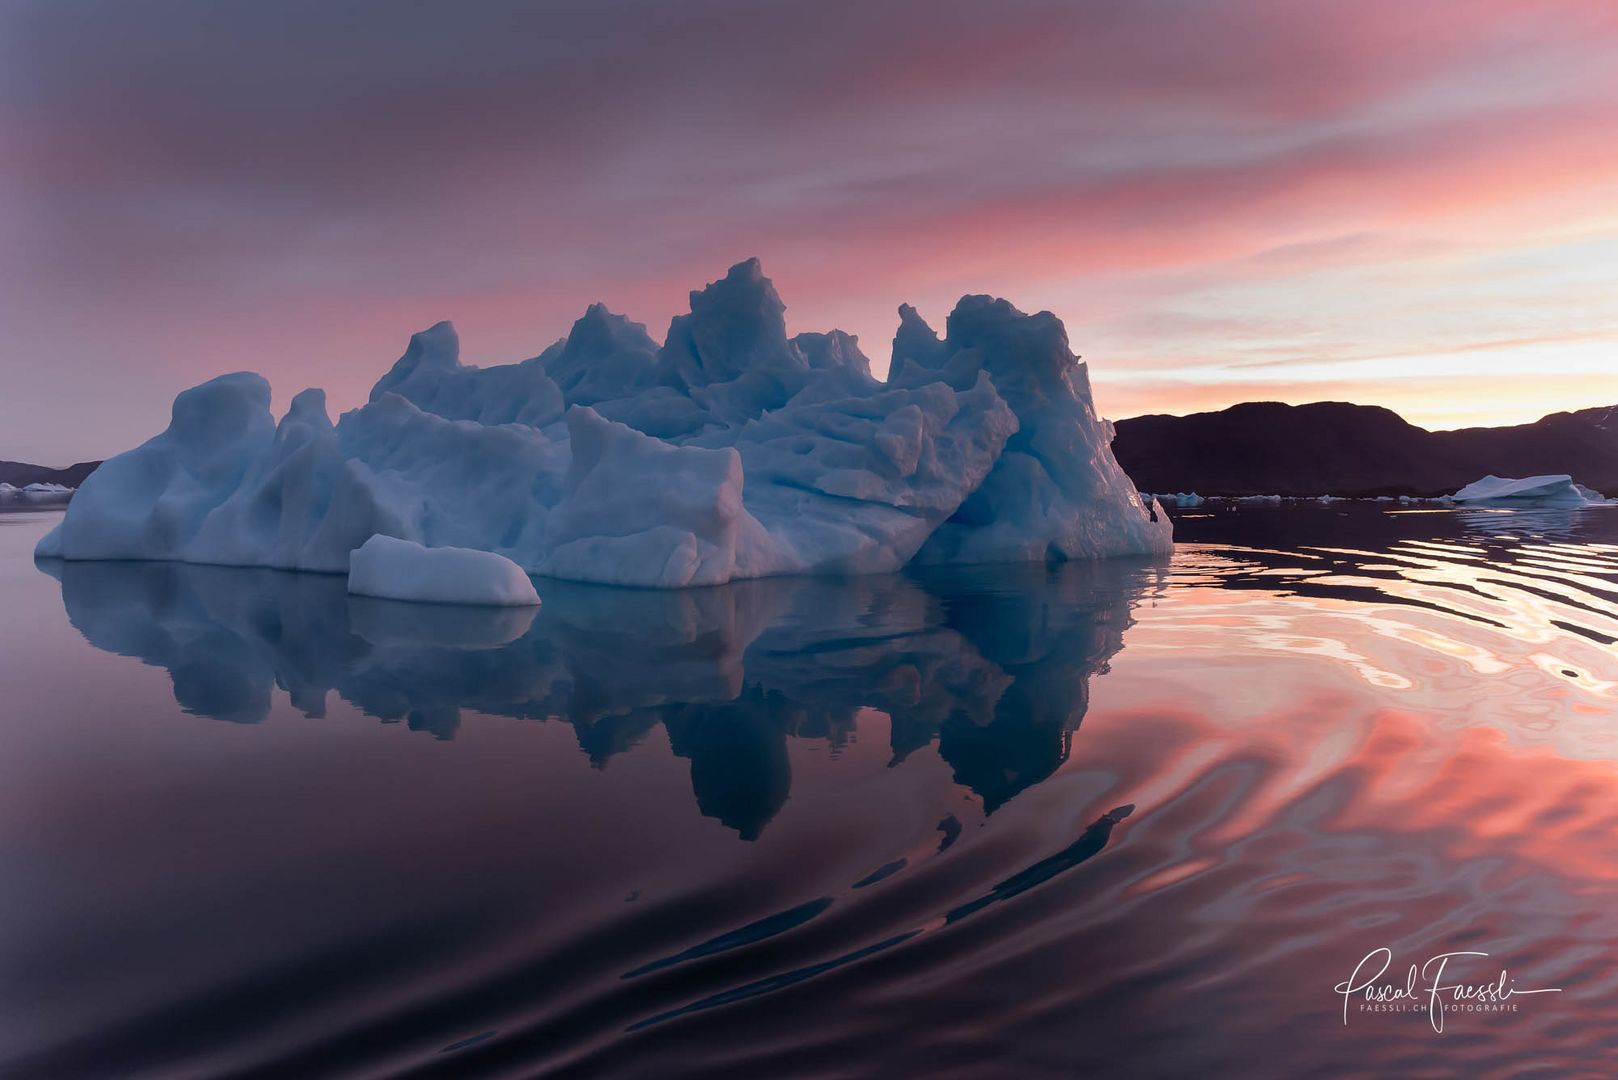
38, 260, 1172, 586
1146, 492, 1205, 507
1450, 474, 1596, 507
348, 535, 540, 606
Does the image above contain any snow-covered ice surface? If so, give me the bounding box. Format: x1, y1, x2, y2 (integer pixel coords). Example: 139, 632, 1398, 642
36, 260, 1171, 586
1451, 474, 1600, 507
347, 535, 540, 606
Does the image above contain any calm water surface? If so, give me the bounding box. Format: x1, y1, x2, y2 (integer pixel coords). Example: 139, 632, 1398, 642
3, 505, 1616, 1077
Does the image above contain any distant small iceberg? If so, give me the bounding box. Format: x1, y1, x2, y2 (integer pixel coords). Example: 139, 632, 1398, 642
1143, 491, 1205, 507
0, 481, 74, 500
1147, 492, 1458, 507
1450, 474, 1605, 507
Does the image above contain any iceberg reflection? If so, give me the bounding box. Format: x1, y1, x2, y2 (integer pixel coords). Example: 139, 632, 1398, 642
43, 557, 1162, 836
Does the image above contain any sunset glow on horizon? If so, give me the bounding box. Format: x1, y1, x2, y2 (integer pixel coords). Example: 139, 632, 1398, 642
3, 0, 1616, 461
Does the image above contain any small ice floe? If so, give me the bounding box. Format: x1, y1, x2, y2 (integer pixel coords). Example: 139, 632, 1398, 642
347, 535, 541, 607
1143, 492, 1205, 507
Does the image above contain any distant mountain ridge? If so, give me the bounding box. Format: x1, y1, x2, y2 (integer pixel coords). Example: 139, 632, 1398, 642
1112, 401, 1618, 498
0, 460, 101, 488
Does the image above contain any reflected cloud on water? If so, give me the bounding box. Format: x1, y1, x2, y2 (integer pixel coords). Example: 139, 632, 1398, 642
40, 556, 1164, 837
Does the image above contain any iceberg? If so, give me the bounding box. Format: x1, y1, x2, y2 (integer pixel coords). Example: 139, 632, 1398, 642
347, 535, 541, 606
36, 260, 1170, 587
1450, 474, 1599, 507
2, 481, 74, 499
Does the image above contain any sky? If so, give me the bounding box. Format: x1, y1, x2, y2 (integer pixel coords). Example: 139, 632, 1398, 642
3, 0, 1617, 464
